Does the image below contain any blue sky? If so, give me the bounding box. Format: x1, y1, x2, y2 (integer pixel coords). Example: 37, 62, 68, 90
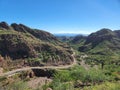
0, 0, 120, 34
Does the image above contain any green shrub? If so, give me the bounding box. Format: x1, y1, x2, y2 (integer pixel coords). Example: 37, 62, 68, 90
4, 81, 30, 90
84, 82, 120, 90
54, 70, 72, 82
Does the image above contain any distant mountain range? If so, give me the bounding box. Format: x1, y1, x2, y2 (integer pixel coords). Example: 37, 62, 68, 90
54, 33, 88, 43
54, 33, 88, 37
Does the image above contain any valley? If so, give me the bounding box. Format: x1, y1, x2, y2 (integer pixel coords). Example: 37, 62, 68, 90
0, 22, 120, 90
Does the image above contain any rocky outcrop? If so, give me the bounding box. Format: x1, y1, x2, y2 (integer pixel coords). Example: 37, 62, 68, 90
32, 69, 55, 78
11, 23, 28, 33
0, 22, 11, 30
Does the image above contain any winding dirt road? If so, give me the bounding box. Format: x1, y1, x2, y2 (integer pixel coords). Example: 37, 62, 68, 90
1, 51, 76, 77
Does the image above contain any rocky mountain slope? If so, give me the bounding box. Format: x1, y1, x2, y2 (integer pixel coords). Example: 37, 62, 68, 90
0, 21, 73, 66
79, 28, 120, 53
69, 28, 120, 66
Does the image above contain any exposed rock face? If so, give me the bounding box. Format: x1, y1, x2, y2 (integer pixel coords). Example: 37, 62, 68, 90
32, 69, 55, 78
11, 23, 28, 33
0, 22, 11, 30
0, 21, 73, 65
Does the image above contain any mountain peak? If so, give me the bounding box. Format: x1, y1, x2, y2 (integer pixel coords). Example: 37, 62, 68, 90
84, 28, 117, 48
11, 23, 27, 33
91, 28, 113, 36
0, 21, 10, 30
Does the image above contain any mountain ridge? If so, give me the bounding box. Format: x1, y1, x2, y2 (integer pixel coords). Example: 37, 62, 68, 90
0, 21, 73, 66
76, 28, 120, 54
